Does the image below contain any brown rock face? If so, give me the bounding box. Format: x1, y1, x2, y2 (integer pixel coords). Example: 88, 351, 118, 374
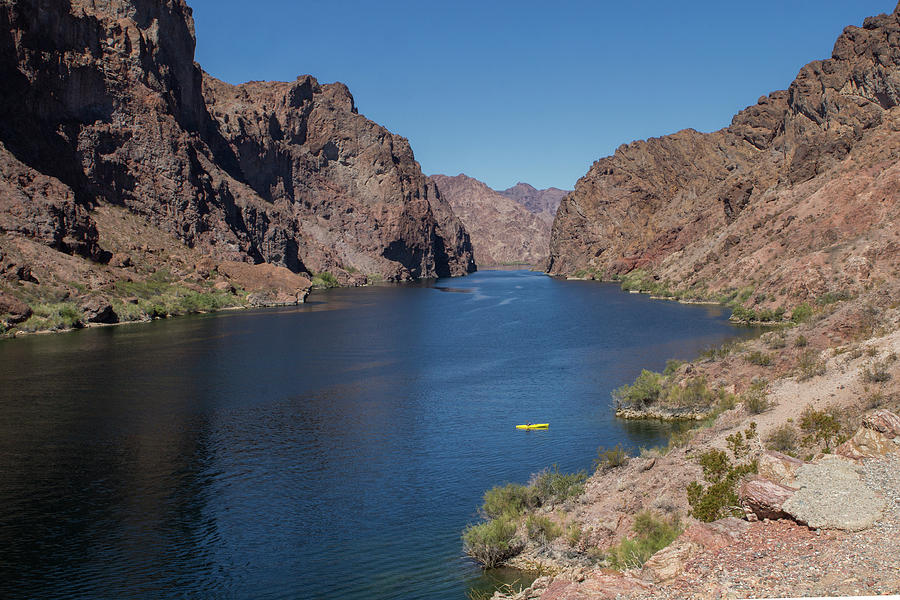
429, 174, 551, 266
0, 0, 474, 302
216, 261, 311, 306
547, 5, 900, 305
739, 476, 797, 521
498, 182, 569, 226
0, 290, 31, 324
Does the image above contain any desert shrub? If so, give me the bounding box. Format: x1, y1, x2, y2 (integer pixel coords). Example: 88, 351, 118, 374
730, 305, 757, 324
861, 359, 892, 383
794, 334, 808, 348
765, 424, 799, 454
310, 271, 340, 288
699, 339, 743, 360
530, 466, 587, 505
594, 443, 629, 471
742, 381, 771, 414
482, 483, 537, 519
462, 518, 521, 568
799, 405, 843, 451
19, 302, 84, 332
865, 391, 886, 409
613, 370, 663, 410
726, 422, 756, 459
663, 359, 684, 376
686, 424, 758, 522
566, 523, 583, 546
797, 349, 826, 381
664, 376, 717, 409
525, 514, 562, 544
817, 290, 853, 305
745, 350, 773, 366
762, 331, 787, 349
791, 303, 813, 323
606, 511, 682, 570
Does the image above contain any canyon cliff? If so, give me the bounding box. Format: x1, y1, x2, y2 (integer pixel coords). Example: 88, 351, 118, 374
548, 4, 900, 310
430, 174, 565, 266
498, 182, 567, 227
0, 0, 474, 332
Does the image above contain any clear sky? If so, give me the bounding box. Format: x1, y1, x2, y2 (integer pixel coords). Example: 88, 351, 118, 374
190, 0, 894, 191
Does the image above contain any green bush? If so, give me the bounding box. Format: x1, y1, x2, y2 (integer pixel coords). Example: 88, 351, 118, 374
765, 424, 799, 454
861, 359, 892, 383
794, 334, 808, 348
606, 511, 682, 570
482, 483, 537, 519
686, 424, 758, 522
311, 271, 340, 288
799, 405, 842, 451
525, 514, 561, 544
566, 523, 582, 546
530, 465, 587, 505
745, 350, 773, 366
663, 359, 684, 376
730, 305, 757, 324
594, 443, 629, 471
742, 382, 771, 414
613, 370, 663, 410
19, 302, 84, 332
816, 290, 853, 306
791, 303, 813, 323
797, 349, 826, 381
462, 518, 521, 568
664, 376, 717, 409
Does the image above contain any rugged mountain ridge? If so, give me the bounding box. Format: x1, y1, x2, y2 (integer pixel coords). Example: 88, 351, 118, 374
0, 0, 474, 331
429, 174, 556, 265
498, 182, 567, 226
548, 3, 900, 310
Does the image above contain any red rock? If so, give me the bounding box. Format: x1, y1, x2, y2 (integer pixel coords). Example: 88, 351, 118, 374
643, 518, 749, 583
430, 174, 554, 266
80, 296, 118, 324
758, 451, 804, 485
863, 409, 900, 438
0, 291, 32, 324
837, 427, 897, 461
739, 477, 796, 521
217, 262, 311, 306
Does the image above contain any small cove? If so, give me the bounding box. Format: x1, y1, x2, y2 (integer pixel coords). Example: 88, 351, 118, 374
0, 270, 754, 599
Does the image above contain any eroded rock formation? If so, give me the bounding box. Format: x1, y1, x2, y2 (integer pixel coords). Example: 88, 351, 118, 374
548, 4, 900, 308
429, 174, 556, 266
0, 0, 474, 319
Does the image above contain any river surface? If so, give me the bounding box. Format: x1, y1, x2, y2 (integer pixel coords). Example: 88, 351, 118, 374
0, 270, 752, 599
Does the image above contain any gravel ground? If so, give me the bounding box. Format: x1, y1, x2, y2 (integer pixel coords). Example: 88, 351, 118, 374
619, 455, 900, 600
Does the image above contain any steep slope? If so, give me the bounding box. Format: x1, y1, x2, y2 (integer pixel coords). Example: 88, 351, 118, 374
0, 0, 474, 332
429, 174, 550, 266
498, 182, 568, 226
548, 4, 900, 312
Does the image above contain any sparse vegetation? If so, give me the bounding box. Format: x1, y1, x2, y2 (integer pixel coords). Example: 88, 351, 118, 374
525, 515, 562, 544
686, 424, 758, 522
614, 366, 733, 418
765, 424, 799, 454
797, 349, 826, 381
605, 511, 683, 570
798, 405, 844, 452
745, 350, 773, 366
18, 302, 84, 332
861, 359, 892, 383
462, 518, 521, 569
794, 334, 808, 348
482, 483, 537, 519
529, 465, 588, 505
791, 303, 813, 324
594, 443, 629, 471
310, 270, 340, 288
742, 381, 771, 414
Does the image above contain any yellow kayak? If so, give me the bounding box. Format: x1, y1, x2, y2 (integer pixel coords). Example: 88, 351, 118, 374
516, 423, 549, 430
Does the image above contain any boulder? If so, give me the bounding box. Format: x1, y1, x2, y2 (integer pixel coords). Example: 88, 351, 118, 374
837, 427, 898, 461
642, 518, 749, 583
109, 253, 133, 268
739, 476, 796, 521
863, 409, 900, 438
757, 451, 804, 485
218, 261, 311, 306
0, 291, 32, 324
80, 296, 118, 324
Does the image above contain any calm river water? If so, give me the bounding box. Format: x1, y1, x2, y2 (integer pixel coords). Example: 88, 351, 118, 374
0, 270, 751, 599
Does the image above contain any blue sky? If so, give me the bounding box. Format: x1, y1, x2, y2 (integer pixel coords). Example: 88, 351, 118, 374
190, 1, 893, 190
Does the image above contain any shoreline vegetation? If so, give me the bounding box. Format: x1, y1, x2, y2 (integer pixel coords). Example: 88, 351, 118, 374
464, 268, 900, 600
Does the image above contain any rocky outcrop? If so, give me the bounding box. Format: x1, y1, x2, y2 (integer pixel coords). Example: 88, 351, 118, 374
216, 261, 311, 306
429, 174, 551, 266
547, 4, 900, 309
642, 518, 749, 583
498, 182, 569, 226
0, 0, 474, 318
738, 476, 796, 521
0, 290, 31, 323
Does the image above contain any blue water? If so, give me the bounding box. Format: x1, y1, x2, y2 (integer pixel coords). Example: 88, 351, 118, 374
0, 270, 750, 599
